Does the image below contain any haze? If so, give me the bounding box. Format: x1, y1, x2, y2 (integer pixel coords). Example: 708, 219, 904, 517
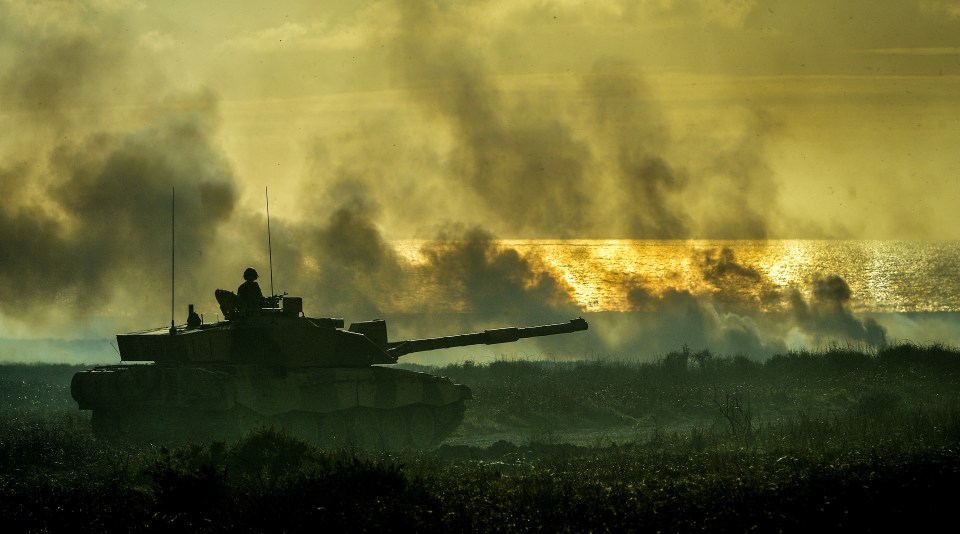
1, 0, 958, 350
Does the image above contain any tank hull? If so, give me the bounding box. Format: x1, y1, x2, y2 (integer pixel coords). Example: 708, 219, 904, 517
71, 364, 470, 449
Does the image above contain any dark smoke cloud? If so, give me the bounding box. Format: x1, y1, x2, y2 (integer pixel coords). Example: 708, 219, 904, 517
790, 274, 887, 346
698, 247, 782, 311
265, 0, 877, 357
286, 201, 408, 319
419, 227, 579, 322
383, 2, 786, 239
610, 248, 886, 358
583, 59, 690, 238
0, 103, 238, 322
0, 1, 926, 361
669, 251, 883, 358
264, 187, 581, 335
4, 27, 120, 129
241, 137, 416, 321
265, 189, 888, 361
623, 284, 778, 357
0, 5, 238, 332
690, 108, 781, 239
247, 205, 890, 360
700, 247, 762, 285
391, 1, 595, 238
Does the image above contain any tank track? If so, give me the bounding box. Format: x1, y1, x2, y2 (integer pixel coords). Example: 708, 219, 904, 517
90, 401, 466, 451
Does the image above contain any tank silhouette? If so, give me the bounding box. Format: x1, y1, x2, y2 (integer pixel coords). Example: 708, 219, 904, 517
71, 291, 589, 449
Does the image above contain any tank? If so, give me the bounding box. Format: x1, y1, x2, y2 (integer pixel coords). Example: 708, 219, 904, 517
71, 290, 589, 449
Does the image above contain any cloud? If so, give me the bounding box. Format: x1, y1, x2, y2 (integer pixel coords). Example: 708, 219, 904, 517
138, 30, 179, 53
857, 47, 960, 55
222, 20, 369, 53
920, 0, 960, 20
223, 22, 310, 51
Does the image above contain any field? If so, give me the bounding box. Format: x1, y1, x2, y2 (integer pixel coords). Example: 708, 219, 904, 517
2, 344, 959, 532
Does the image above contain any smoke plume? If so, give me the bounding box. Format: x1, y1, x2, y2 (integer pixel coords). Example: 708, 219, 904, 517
0, 4, 238, 336
608, 248, 887, 358
0, 1, 954, 363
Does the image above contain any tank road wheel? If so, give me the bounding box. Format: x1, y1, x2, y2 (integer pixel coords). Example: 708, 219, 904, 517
379, 410, 408, 451
163, 409, 254, 445
350, 408, 382, 450
407, 405, 439, 449
92, 408, 258, 446
231, 405, 267, 439
273, 411, 321, 444
149, 409, 209, 445
318, 412, 351, 450
311, 413, 335, 450
436, 401, 467, 438
256, 404, 465, 452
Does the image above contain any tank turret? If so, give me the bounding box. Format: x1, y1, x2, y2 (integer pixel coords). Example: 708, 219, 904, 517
71, 291, 589, 449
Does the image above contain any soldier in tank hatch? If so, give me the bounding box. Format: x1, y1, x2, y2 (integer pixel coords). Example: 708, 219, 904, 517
237, 267, 265, 309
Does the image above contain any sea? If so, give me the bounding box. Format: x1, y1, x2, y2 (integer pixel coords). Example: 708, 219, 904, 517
386, 239, 960, 361
3, 239, 960, 364
394, 239, 960, 314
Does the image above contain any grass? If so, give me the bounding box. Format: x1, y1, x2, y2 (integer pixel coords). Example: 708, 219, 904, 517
1, 344, 959, 531
427, 343, 960, 448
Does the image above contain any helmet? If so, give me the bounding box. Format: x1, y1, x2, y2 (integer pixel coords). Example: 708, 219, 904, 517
243, 267, 259, 281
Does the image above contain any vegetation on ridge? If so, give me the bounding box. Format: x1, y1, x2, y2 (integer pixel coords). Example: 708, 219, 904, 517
1, 343, 959, 531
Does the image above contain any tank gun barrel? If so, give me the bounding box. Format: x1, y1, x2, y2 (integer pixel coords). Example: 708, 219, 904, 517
385, 317, 588, 360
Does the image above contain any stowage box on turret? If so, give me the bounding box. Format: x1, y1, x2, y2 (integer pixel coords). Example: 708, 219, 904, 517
71, 290, 588, 449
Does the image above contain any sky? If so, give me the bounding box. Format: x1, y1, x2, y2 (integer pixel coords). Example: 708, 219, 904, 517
1, 0, 959, 357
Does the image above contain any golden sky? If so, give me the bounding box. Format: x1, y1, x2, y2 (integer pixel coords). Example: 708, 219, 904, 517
3, 0, 959, 239
1, 0, 960, 341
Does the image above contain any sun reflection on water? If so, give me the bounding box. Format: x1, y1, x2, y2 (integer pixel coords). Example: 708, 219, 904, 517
390, 240, 960, 313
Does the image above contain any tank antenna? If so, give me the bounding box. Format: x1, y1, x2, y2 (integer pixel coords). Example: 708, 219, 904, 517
266, 186, 275, 298
170, 187, 176, 335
